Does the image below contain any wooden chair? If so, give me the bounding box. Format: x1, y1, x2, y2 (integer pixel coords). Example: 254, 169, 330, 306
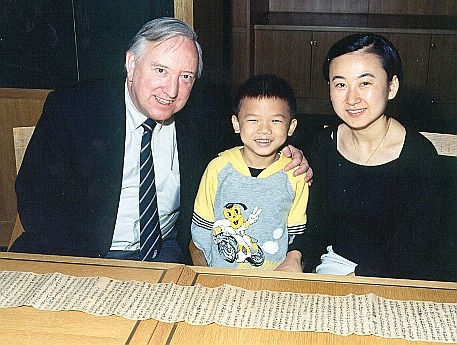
420, 131, 457, 157
189, 240, 208, 266
420, 131, 457, 281
8, 126, 36, 249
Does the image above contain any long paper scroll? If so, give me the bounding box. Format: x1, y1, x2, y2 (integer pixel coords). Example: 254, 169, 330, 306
0, 271, 455, 343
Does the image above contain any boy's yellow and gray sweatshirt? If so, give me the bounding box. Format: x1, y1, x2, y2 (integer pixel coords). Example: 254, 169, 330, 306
191, 147, 308, 270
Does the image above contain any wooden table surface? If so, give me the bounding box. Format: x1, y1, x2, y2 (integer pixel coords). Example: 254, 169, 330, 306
1, 252, 456, 345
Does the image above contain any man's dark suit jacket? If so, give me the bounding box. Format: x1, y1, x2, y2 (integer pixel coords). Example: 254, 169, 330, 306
11, 78, 230, 263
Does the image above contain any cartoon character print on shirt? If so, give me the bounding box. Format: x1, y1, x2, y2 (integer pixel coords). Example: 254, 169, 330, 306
212, 203, 265, 266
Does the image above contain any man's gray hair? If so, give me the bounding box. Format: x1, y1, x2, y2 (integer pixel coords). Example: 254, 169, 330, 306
127, 17, 203, 78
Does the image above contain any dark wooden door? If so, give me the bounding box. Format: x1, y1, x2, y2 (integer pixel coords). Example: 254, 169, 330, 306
428, 34, 457, 104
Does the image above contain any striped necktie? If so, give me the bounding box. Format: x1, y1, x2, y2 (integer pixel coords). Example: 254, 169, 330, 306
139, 118, 162, 260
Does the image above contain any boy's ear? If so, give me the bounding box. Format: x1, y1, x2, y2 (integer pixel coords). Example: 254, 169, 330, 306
288, 118, 298, 136
231, 115, 240, 133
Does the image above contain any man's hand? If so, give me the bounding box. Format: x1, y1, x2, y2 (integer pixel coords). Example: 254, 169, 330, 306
282, 144, 313, 185
275, 250, 303, 273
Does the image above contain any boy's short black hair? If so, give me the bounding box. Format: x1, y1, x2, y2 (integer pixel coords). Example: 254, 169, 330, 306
233, 74, 297, 118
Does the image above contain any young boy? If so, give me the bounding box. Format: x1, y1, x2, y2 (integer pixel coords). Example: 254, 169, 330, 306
190, 74, 308, 271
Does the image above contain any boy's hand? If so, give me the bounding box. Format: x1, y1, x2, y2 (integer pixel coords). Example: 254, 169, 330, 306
275, 250, 303, 273
282, 145, 313, 185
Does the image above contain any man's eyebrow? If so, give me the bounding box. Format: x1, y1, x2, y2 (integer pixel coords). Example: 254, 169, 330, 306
151, 63, 196, 75
151, 62, 167, 69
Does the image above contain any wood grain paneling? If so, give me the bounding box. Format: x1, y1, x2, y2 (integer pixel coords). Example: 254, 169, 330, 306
232, 0, 249, 27
269, 0, 370, 14
381, 33, 431, 91
427, 34, 457, 103
232, 29, 251, 93
174, 0, 194, 26
369, 0, 456, 16
254, 28, 312, 98
268, 0, 456, 16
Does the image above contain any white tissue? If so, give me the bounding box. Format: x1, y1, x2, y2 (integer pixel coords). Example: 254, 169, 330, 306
316, 245, 358, 275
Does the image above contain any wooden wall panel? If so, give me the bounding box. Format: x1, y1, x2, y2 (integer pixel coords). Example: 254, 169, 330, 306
174, 0, 194, 26
232, 29, 251, 93
269, 0, 369, 14
268, 0, 456, 16
381, 33, 431, 91
232, 0, 248, 27
427, 34, 457, 103
231, 0, 269, 94
254, 29, 312, 98
0, 89, 49, 247
231, 0, 250, 92
369, 0, 456, 16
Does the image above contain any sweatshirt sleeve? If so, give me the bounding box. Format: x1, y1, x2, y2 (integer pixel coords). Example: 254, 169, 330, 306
286, 170, 309, 253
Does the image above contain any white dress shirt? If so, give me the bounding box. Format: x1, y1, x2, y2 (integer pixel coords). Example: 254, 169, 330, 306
110, 82, 180, 250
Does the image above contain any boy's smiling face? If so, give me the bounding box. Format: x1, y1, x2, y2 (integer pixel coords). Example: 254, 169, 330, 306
232, 97, 297, 169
